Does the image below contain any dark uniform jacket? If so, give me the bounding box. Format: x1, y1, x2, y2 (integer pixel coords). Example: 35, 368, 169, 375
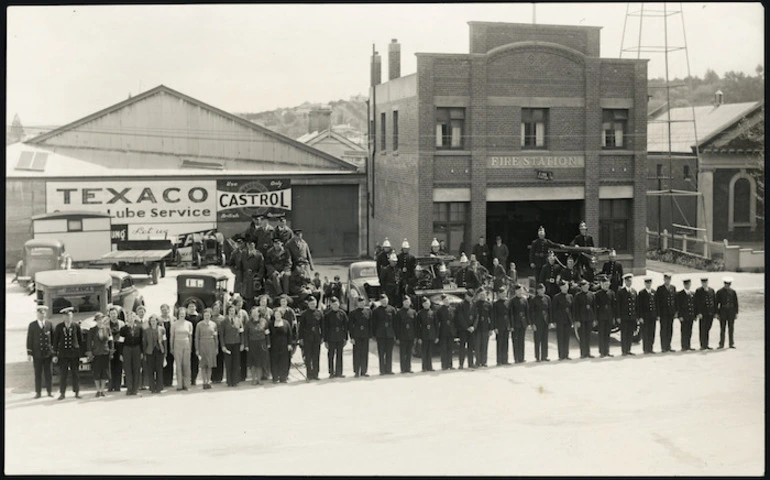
637, 289, 658, 321
53, 322, 83, 358
229, 248, 245, 276
348, 307, 373, 339
595, 288, 616, 322
380, 265, 399, 293
240, 250, 266, 296
574, 291, 597, 324
529, 237, 560, 267
322, 309, 349, 343
472, 243, 490, 268
570, 233, 594, 248
552, 292, 574, 325
539, 262, 562, 288
286, 237, 313, 269
454, 300, 473, 332
396, 252, 417, 285
472, 300, 493, 333
695, 287, 716, 317
375, 250, 393, 282
715, 287, 739, 320
265, 246, 292, 275
528, 294, 551, 326
27, 319, 54, 358
298, 308, 324, 342
244, 223, 259, 245
656, 284, 678, 319
492, 298, 509, 332
560, 266, 582, 287
274, 225, 294, 245
676, 290, 697, 321
508, 296, 529, 330
395, 307, 417, 341
417, 309, 438, 342
615, 286, 638, 322
601, 261, 624, 291
255, 225, 275, 253
373, 304, 397, 339
437, 304, 457, 338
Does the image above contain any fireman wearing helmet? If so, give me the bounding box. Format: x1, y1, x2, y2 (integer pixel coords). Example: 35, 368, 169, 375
397, 239, 417, 302
376, 237, 393, 284
381, 253, 400, 307
429, 238, 441, 257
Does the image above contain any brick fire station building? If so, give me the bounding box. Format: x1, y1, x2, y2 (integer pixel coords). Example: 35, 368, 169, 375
369, 22, 648, 274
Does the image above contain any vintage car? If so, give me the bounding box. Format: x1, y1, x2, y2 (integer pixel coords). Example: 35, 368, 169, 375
342, 261, 382, 312
14, 239, 72, 291
175, 272, 230, 313
170, 230, 225, 268
34, 269, 114, 377
108, 271, 145, 313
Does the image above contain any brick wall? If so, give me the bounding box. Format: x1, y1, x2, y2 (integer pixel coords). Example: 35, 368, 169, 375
600, 154, 635, 181
487, 49, 585, 98
434, 156, 471, 183
469, 22, 599, 56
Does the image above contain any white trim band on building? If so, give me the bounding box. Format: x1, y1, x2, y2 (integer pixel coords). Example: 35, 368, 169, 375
487, 186, 585, 201
598, 185, 634, 199
433, 187, 471, 202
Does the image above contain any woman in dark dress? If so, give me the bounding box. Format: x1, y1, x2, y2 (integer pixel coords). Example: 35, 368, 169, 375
268, 309, 294, 383
244, 306, 270, 385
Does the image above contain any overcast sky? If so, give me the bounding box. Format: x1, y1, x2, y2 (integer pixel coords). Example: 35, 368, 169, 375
6, 3, 764, 127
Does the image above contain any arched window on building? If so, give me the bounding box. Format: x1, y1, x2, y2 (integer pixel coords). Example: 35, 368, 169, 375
728, 172, 756, 231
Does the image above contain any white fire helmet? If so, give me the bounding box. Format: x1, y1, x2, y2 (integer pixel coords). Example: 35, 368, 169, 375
459, 253, 469, 264
438, 263, 448, 273
431, 238, 439, 248
388, 252, 398, 262
401, 238, 410, 249
382, 237, 392, 249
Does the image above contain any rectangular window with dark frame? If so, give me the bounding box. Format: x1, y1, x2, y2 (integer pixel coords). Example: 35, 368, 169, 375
435, 107, 465, 149
381, 112, 387, 151
392, 110, 399, 151
433, 202, 469, 255
67, 219, 83, 232
602, 109, 628, 149
521, 108, 548, 149
599, 199, 631, 253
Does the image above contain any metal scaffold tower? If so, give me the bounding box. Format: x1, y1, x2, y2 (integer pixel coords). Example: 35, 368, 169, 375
619, 3, 708, 245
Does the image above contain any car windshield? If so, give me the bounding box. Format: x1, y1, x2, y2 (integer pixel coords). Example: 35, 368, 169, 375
51, 294, 102, 313
28, 247, 55, 257
351, 265, 377, 280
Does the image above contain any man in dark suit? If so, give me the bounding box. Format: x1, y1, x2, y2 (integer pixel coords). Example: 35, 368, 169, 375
322, 297, 348, 378
27, 305, 54, 398
637, 278, 658, 354
530, 227, 561, 281
396, 240, 417, 305
453, 291, 475, 369
655, 273, 678, 352
695, 277, 716, 350
569, 221, 595, 275
492, 287, 510, 365
594, 275, 616, 357
298, 296, 324, 380
715, 277, 739, 349
508, 284, 529, 363
52, 307, 82, 399
348, 296, 373, 378
615, 273, 638, 356
372, 294, 397, 375
528, 283, 552, 362
395, 296, 417, 374
552, 281, 574, 360
380, 254, 399, 308
676, 279, 697, 351
539, 252, 562, 299
573, 279, 597, 359
437, 294, 457, 370
472, 236, 490, 270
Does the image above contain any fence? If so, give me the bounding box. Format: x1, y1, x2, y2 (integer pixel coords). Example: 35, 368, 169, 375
646, 227, 765, 272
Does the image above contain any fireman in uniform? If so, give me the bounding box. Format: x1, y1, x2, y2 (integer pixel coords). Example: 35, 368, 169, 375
656, 273, 678, 352
348, 296, 373, 377
528, 283, 551, 362
539, 251, 562, 299
322, 297, 348, 378
715, 277, 738, 349
437, 294, 457, 370
569, 221, 595, 273
508, 284, 529, 363
594, 275, 616, 357
638, 278, 658, 354
616, 273, 638, 356
416, 297, 438, 372
529, 226, 562, 280
695, 277, 716, 350
472, 289, 493, 367
429, 238, 441, 257
376, 238, 393, 282
396, 239, 417, 305
373, 294, 397, 375
573, 279, 597, 359
560, 256, 582, 294
676, 279, 697, 351
601, 249, 624, 292
454, 290, 475, 369
52, 307, 82, 399
492, 286, 510, 365
395, 296, 417, 374
381, 253, 399, 307
552, 280, 574, 360
298, 296, 323, 381
454, 254, 470, 288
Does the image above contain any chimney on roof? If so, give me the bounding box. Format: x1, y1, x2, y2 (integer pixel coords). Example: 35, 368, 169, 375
370, 48, 382, 87
714, 90, 724, 107
308, 108, 332, 134
388, 39, 401, 81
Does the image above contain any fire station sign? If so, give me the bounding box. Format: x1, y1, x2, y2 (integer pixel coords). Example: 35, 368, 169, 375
216, 178, 292, 222
488, 155, 585, 168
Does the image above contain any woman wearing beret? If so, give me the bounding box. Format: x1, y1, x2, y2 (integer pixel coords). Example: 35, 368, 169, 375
86, 312, 114, 398
195, 308, 219, 390
244, 306, 270, 385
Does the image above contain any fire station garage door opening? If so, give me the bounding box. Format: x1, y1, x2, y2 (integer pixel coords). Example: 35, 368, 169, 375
486, 200, 582, 273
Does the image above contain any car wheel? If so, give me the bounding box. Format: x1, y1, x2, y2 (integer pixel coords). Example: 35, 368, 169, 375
193, 251, 201, 269
151, 264, 160, 284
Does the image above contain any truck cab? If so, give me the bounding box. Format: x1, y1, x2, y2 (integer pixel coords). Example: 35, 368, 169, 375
15, 239, 71, 290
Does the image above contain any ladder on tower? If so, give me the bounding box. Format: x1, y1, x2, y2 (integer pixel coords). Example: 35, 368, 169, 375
619, 3, 710, 246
